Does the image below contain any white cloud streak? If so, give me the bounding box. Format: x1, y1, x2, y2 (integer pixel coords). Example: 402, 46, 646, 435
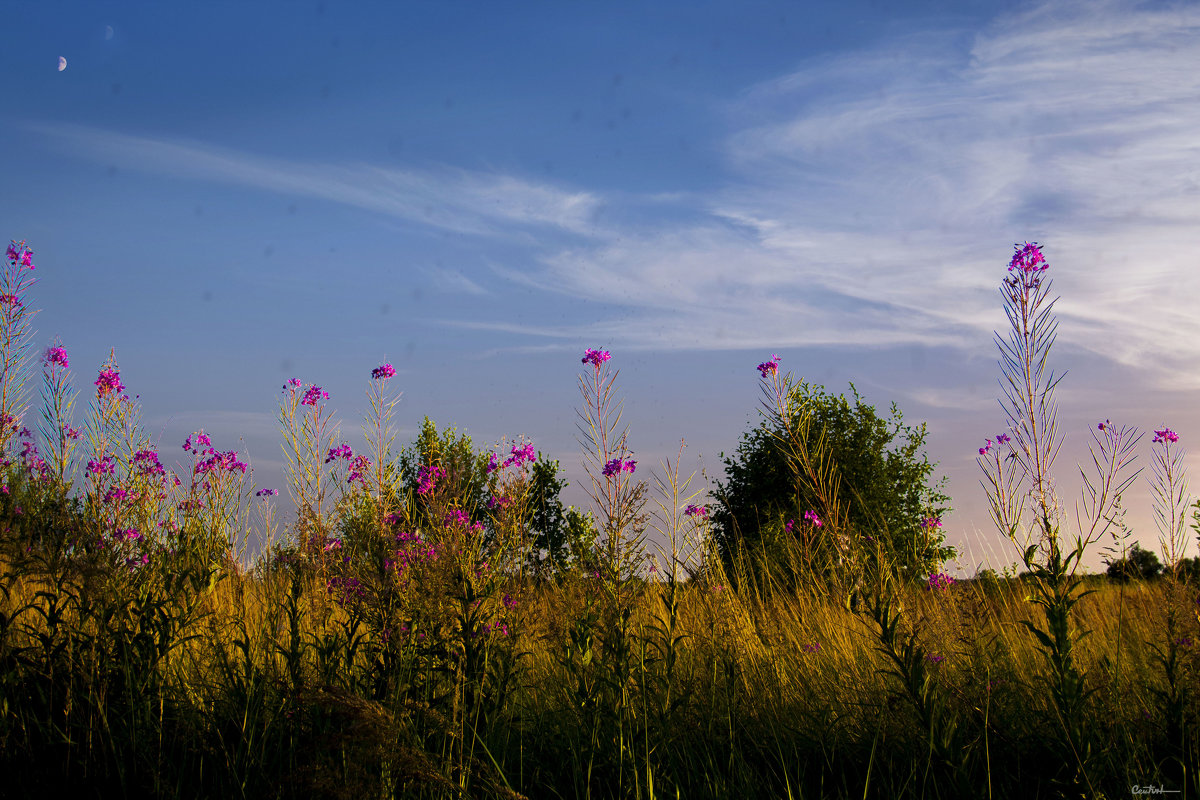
31, 123, 601, 239
511, 0, 1200, 388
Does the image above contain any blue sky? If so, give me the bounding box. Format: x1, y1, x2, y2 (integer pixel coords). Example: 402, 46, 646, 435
3, 0, 1199, 572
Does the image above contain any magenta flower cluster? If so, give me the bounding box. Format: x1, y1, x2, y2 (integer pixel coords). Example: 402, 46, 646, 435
347, 454, 370, 486
183, 432, 212, 454
5, 241, 35, 270
757, 354, 781, 378
417, 464, 446, 495
602, 457, 637, 477
256, 488, 278, 497
684, 503, 708, 518
803, 509, 822, 528
113, 527, 141, 543
44, 345, 69, 369
927, 572, 956, 591
185, 433, 247, 475
1153, 427, 1179, 444
582, 348, 611, 367
19, 435, 47, 480
372, 363, 396, 380
194, 449, 248, 475
326, 444, 354, 463
95, 368, 125, 398
487, 442, 537, 474
133, 449, 166, 479
1007, 242, 1047, 275
920, 516, 942, 529
87, 456, 115, 476
301, 385, 329, 406
0, 294, 22, 307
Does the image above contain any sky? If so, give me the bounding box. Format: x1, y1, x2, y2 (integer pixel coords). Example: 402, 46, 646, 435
3, 0, 1199, 574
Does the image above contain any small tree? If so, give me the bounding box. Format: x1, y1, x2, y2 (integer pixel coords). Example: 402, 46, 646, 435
1105, 542, 1163, 582
526, 456, 598, 578
712, 381, 952, 580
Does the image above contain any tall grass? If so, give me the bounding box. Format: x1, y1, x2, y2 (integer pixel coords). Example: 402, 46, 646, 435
0, 238, 1198, 798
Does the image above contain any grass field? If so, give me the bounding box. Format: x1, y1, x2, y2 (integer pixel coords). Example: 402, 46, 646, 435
1, 239, 1197, 798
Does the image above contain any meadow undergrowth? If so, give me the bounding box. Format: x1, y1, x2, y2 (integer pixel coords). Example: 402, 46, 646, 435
0, 238, 1198, 799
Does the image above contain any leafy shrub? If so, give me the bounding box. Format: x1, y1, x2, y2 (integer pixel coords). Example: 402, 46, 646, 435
1105, 542, 1164, 582
712, 381, 952, 581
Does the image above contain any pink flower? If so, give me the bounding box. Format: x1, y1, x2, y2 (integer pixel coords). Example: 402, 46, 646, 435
757, 354, 781, 378
1007, 242, 1047, 274
95, 368, 124, 397
44, 345, 69, 368
6, 241, 34, 270
114, 527, 141, 543
978, 438, 993, 456
995, 433, 1011, 445
927, 572, 956, 591
492, 441, 537, 472
347, 454, 370, 486
582, 348, 611, 367
301, 385, 329, 406
372, 363, 396, 380
87, 456, 116, 476
602, 457, 636, 477
684, 504, 708, 518
803, 509, 822, 528
920, 516, 942, 529
1153, 427, 1179, 444
133, 449, 165, 478
417, 465, 446, 495
325, 443, 353, 463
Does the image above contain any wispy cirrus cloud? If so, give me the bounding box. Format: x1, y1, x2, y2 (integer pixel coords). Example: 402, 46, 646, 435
508, 0, 1200, 389
30, 123, 602, 239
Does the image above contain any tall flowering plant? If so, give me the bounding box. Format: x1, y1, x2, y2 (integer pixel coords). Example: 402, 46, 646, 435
577, 348, 647, 584
0, 241, 38, 457
363, 363, 400, 524
1149, 427, 1190, 573
279, 378, 340, 552
178, 429, 252, 560
977, 243, 1139, 787
755, 353, 854, 585
37, 340, 80, 492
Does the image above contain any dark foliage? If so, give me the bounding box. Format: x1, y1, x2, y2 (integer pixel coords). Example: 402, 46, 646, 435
712, 382, 953, 579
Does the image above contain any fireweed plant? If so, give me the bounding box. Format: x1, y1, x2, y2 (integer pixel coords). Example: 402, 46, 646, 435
1146, 427, 1196, 787
279, 377, 340, 553
752, 353, 862, 592
0, 241, 38, 457
977, 242, 1143, 793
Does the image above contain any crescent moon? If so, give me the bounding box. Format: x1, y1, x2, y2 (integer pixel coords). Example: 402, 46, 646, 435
58, 56, 67, 71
